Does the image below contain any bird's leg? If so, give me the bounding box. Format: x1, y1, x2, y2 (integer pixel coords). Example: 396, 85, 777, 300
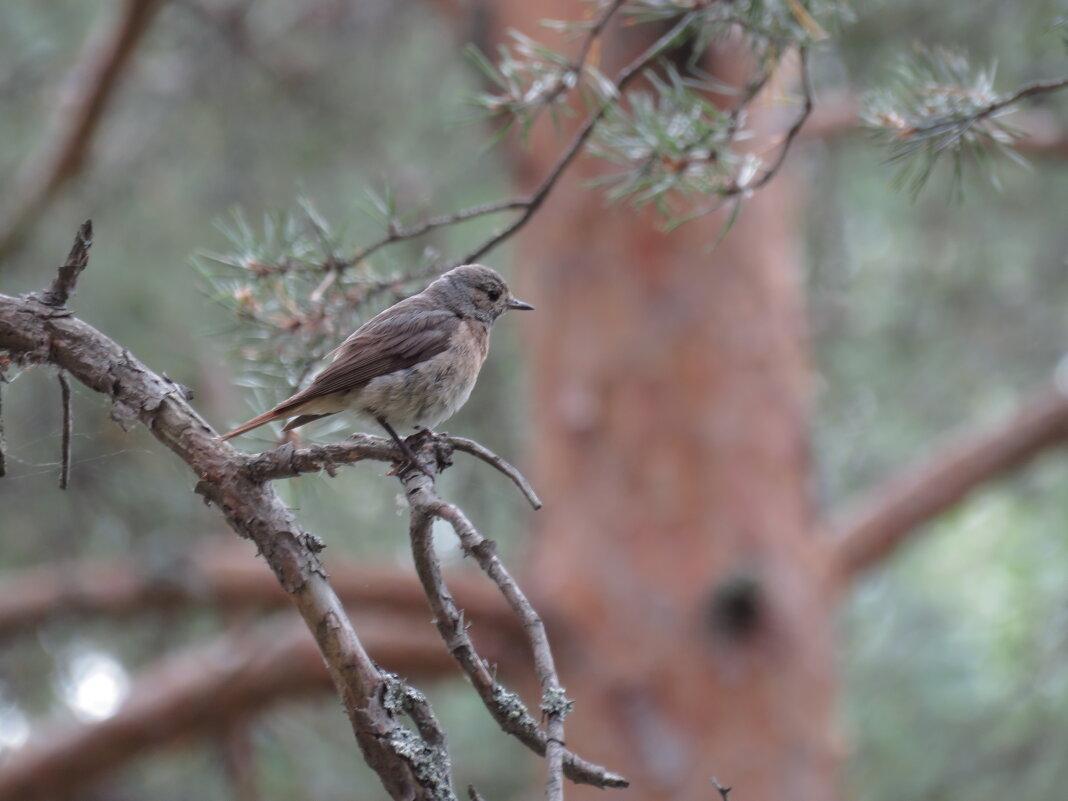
376, 417, 432, 477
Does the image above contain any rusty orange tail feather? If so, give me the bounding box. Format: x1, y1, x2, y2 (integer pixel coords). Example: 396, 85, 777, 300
218, 409, 288, 441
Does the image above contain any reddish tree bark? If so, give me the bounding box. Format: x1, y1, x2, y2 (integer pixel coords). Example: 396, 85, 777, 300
480, 5, 840, 800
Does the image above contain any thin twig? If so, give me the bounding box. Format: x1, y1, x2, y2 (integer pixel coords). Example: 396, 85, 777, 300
712, 777, 732, 801
243, 434, 543, 512
446, 436, 542, 509
656, 44, 814, 229
905, 73, 1068, 141
57, 371, 72, 490
0, 379, 6, 479
745, 46, 813, 193
352, 199, 531, 268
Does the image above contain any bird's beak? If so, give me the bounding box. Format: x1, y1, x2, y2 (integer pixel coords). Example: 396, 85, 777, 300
508, 298, 534, 311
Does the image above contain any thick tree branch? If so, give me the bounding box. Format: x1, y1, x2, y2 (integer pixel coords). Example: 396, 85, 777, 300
0, 615, 465, 801
830, 385, 1068, 579
0, 2, 162, 259
0, 283, 449, 799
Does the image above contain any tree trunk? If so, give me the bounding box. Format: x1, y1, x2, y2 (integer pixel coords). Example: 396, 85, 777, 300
487, 6, 841, 799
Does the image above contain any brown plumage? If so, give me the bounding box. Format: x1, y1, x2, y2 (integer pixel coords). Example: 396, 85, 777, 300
219, 264, 532, 444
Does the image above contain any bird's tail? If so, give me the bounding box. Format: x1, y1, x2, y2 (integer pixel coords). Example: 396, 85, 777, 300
218, 409, 287, 441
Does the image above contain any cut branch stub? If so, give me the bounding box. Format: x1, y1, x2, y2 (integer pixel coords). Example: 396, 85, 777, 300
40, 219, 93, 308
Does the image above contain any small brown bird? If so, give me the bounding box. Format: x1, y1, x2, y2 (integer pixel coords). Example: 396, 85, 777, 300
219, 264, 533, 462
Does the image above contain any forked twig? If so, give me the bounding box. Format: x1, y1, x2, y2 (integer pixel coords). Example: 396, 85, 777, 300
401, 446, 625, 793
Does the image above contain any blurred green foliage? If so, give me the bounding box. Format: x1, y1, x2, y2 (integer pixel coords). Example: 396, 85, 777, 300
810, 2, 1068, 799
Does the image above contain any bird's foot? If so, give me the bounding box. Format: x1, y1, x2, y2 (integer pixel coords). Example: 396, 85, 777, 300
403, 428, 453, 474
376, 418, 455, 477
389, 437, 433, 478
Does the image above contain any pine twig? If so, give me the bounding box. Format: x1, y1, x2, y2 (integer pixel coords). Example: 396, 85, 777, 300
340, 1, 690, 271
459, 11, 703, 266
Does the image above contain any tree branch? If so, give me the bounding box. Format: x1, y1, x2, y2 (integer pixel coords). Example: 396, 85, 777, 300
0, 2, 162, 260
0, 258, 453, 799
830, 385, 1068, 580
447, 436, 542, 510
327, 4, 696, 275
0, 379, 5, 478
459, 10, 701, 266
56, 371, 72, 490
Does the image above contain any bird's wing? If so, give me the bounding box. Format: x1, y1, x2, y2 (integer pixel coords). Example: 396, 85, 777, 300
284, 306, 460, 406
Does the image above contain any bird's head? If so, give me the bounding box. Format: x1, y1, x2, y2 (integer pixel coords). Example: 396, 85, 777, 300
436, 264, 534, 324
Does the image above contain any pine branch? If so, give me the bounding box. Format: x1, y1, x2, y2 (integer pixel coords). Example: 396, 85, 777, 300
864, 47, 1068, 196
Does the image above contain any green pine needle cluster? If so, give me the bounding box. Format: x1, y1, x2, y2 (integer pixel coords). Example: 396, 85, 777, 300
863, 46, 1030, 199
195, 201, 421, 402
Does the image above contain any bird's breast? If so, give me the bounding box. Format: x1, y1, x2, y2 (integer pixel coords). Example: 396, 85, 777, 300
355, 320, 490, 430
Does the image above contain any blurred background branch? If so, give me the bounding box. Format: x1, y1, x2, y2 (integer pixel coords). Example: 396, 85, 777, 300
831, 384, 1068, 579
0, 0, 162, 261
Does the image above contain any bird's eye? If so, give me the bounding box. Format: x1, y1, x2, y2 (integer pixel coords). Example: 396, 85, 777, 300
487, 289, 501, 302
